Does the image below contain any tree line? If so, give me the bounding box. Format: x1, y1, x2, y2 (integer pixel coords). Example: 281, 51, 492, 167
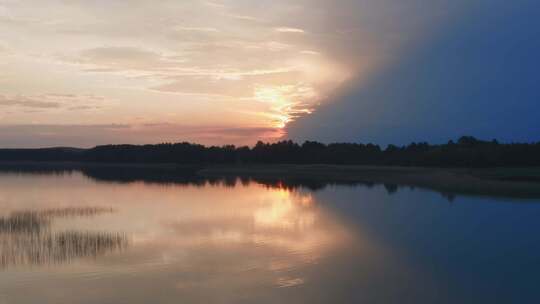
0, 136, 539, 167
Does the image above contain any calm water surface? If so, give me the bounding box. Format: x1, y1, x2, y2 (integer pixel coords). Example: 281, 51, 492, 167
0, 169, 539, 303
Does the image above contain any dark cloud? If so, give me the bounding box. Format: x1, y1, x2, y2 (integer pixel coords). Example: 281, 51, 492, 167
287, 0, 540, 145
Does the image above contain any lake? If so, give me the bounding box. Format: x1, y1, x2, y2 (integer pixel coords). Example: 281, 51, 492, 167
0, 167, 539, 303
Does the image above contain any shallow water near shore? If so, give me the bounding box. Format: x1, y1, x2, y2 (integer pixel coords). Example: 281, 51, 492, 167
1, 168, 539, 303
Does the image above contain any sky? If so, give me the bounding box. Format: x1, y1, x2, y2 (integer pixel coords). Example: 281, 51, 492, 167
1, 0, 539, 147
287, 0, 540, 145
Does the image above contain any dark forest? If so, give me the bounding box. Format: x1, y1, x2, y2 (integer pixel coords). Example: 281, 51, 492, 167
1, 136, 539, 167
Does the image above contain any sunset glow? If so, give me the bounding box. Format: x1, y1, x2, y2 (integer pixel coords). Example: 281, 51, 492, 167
0, 0, 356, 147
3, 1, 536, 148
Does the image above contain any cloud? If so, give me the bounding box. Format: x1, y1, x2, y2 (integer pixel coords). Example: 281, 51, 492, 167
204, 2, 227, 9
300, 50, 320, 56
73, 47, 178, 72
151, 70, 305, 96
225, 13, 262, 23
0, 0, 345, 148
152, 76, 251, 98
0, 95, 61, 109
70, 42, 302, 81
0, 124, 128, 148
0, 94, 105, 111
4, 0, 509, 147
274, 27, 305, 34
287, 0, 540, 145
0, 124, 283, 148
174, 26, 220, 33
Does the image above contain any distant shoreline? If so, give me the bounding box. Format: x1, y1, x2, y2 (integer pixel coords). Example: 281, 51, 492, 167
1, 162, 540, 199
1, 136, 539, 168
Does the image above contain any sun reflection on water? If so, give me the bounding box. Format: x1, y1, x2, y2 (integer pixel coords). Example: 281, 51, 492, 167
0, 173, 376, 303
254, 190, 315, 231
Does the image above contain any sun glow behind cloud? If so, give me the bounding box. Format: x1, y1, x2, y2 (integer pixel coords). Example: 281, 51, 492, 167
253, 86, 315, 128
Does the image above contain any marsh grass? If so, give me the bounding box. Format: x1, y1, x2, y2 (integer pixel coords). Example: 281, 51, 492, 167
0, 231, 128, 269
0, 207, 114, 234
0, 207, 127, 269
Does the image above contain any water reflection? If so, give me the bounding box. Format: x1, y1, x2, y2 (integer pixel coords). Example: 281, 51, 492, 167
0, 170, 356, 279
0, 163, 457, 200
1, 166, 539, 303
137, 187, 352, 280
0, 207, 127, 269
